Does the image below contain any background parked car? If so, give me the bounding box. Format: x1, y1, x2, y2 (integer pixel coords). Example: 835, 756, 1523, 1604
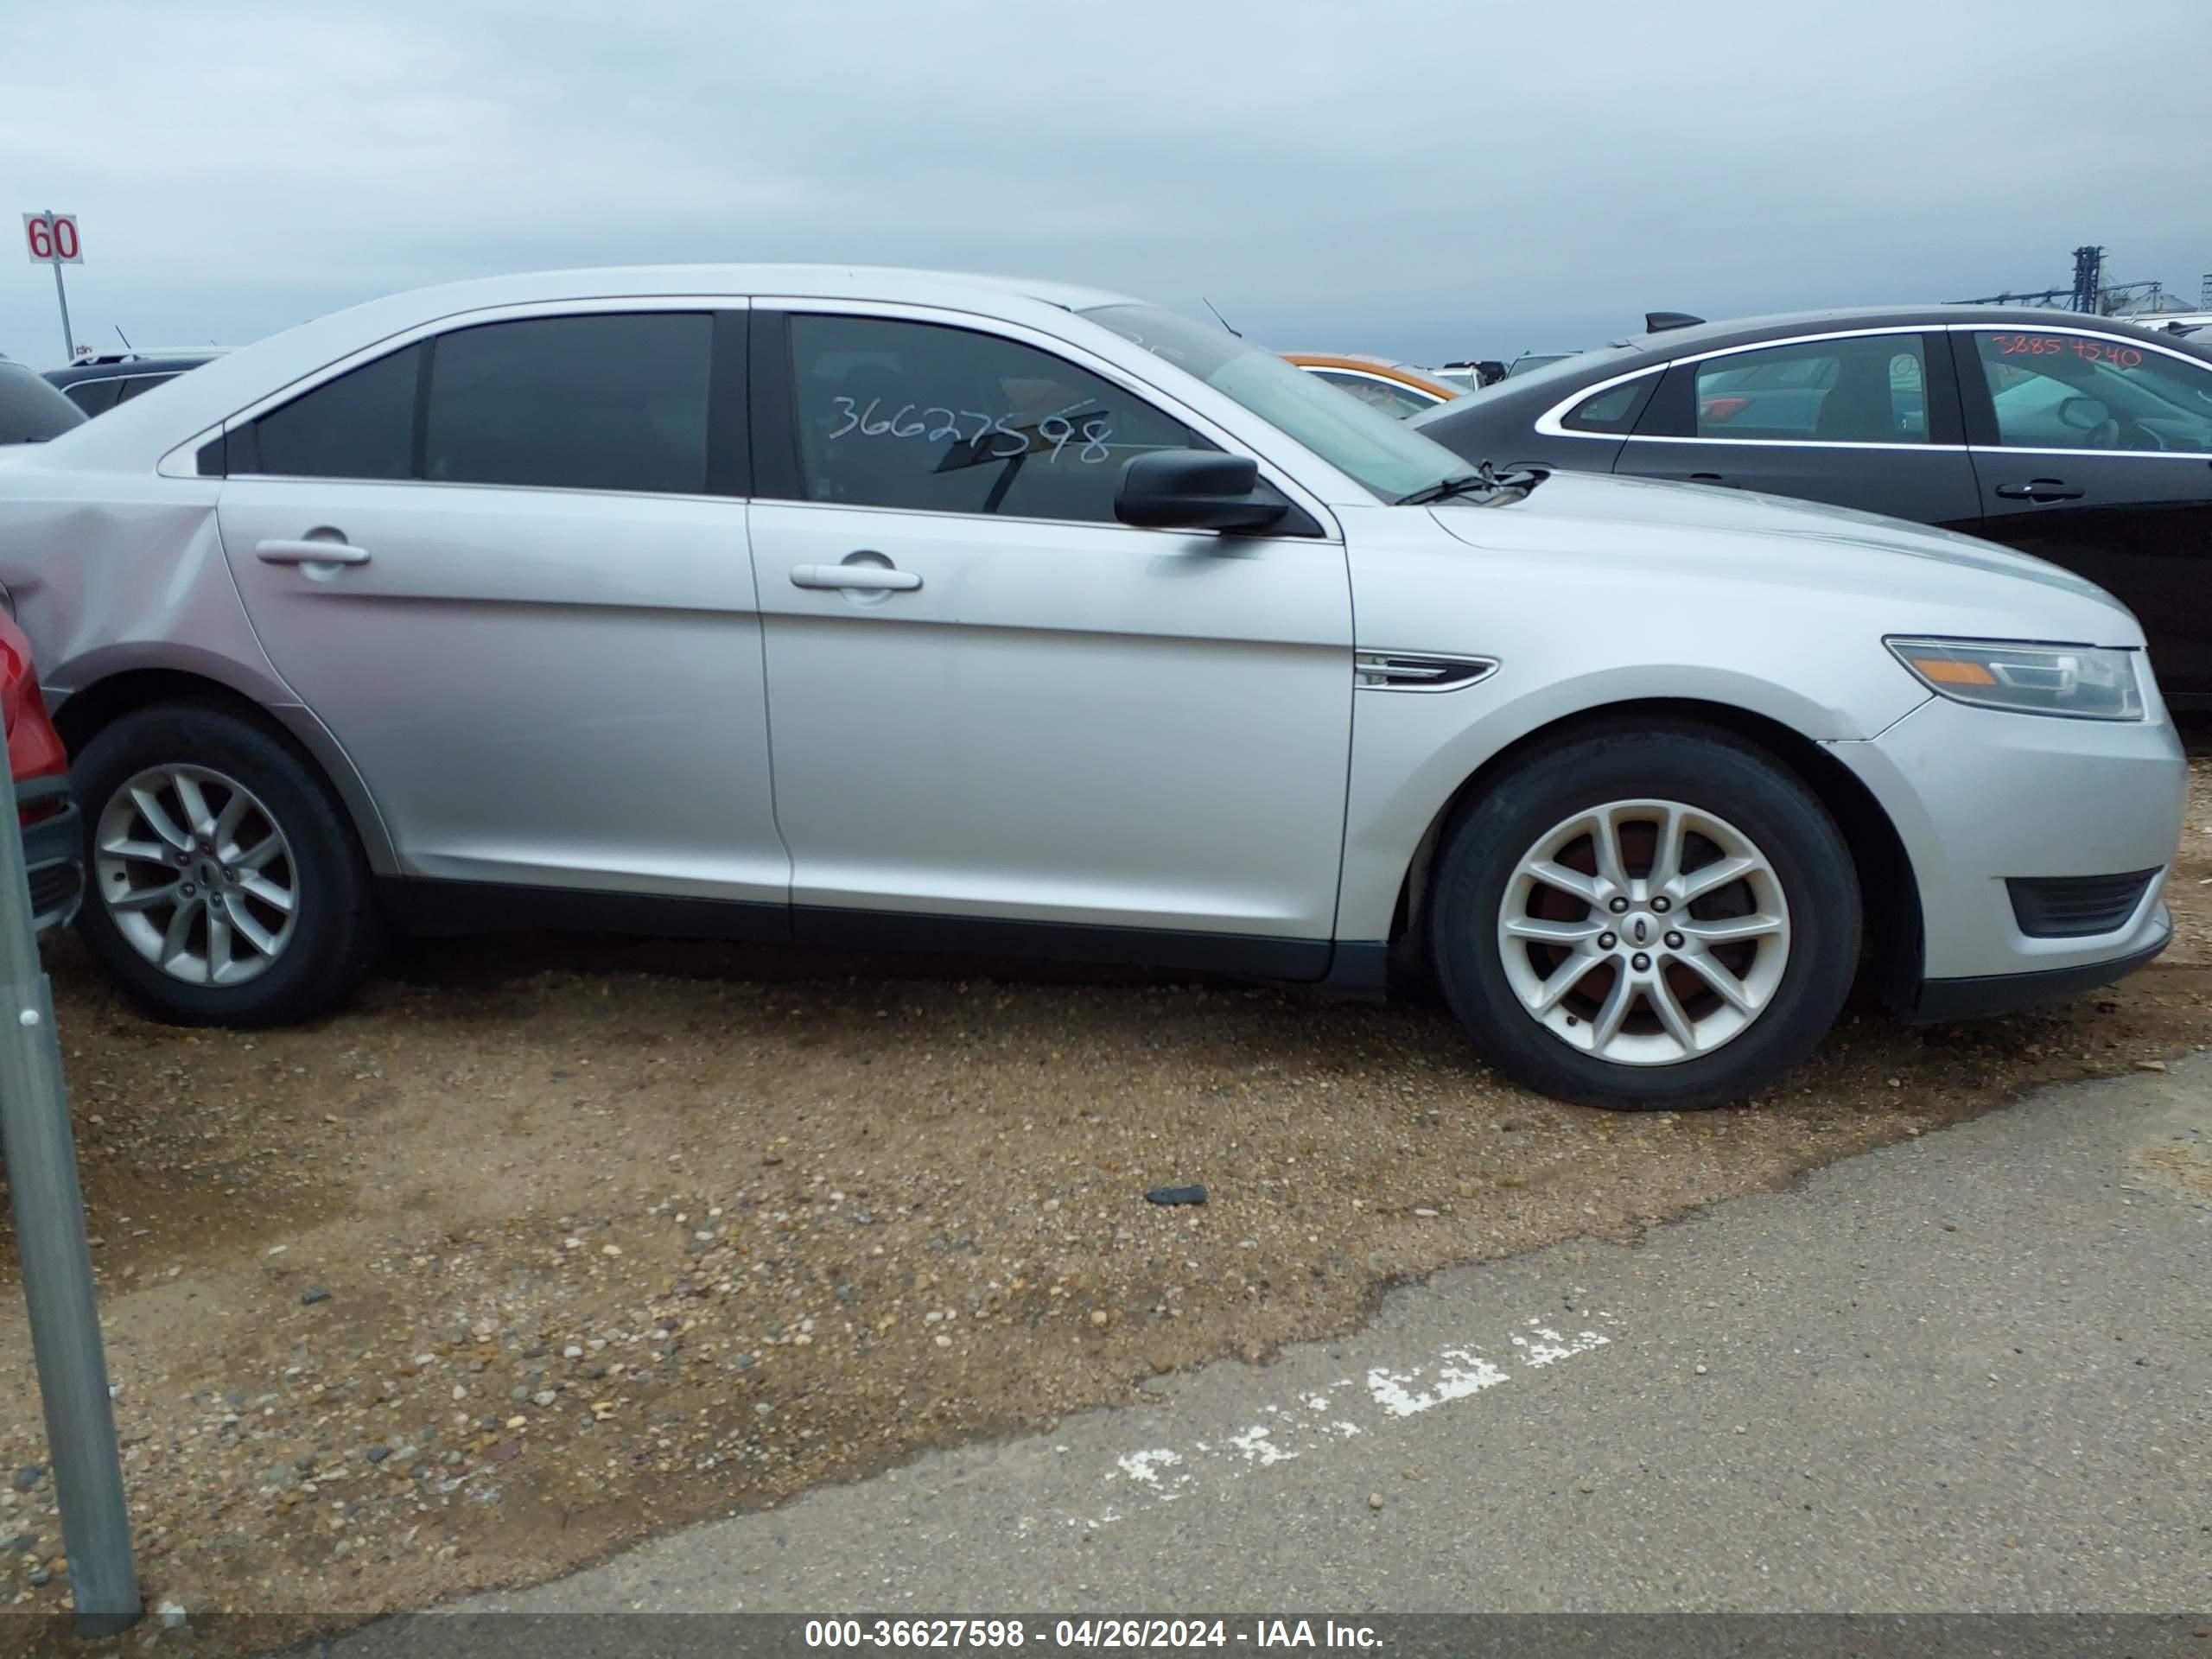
1433, 361, 1508, 391
1281, 353, 1465, 418
0, 613, 83, 935
1, 355, 87, 446
2138, 313, 2209, 339
45, 348, 225, 416
1504, 352, 1578, 378
1412, 307, 2212, 704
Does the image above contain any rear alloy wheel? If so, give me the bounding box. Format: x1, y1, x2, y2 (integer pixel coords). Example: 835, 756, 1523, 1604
1430, 725, 1859, 1110
74, 703, 378, 1026
93, 764, 301, 988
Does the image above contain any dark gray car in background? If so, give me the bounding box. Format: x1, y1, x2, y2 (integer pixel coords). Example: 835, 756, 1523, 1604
44, 350, 223, 416
1411, 307, 2212, 705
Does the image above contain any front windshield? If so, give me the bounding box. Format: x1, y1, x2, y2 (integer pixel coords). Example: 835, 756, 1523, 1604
1084, 302, 1472, 503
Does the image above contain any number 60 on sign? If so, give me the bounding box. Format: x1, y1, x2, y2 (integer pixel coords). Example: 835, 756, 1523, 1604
22, 214, 82, 264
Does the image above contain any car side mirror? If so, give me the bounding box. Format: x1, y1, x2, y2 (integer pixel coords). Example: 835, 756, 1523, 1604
2057, 394, 2111, 433
1115, 450, 1290, 533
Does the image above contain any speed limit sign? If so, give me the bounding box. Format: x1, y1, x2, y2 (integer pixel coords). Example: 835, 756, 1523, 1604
22, 213, 82, 264
22, 212, 83, 363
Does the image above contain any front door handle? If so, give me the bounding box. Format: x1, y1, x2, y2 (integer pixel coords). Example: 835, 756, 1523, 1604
790, 563, 922, 593
257, 538, 371, 566
1993, 480, 2085, 503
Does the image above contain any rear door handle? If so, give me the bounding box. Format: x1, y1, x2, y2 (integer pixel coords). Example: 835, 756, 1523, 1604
790, 563, 922, 592
257, 538, 371, 566
1993, 480, 2084, 503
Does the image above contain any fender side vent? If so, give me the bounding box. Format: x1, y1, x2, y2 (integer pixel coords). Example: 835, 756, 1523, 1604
1355, 652, 1497, 692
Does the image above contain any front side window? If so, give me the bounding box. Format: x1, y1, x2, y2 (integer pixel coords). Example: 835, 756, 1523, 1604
1692, 334, 1928, 442
788, 315, 1198, 523
1974, 330, 2212, 454
1307, 370, 1437, 420
1088, 302, 1475, 502
423, 313, 711, 493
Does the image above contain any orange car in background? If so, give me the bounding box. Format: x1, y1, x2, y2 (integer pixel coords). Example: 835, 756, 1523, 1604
1281, 353, 1465, 418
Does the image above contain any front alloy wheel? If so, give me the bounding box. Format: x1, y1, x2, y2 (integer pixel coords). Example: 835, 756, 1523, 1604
94, 764, 301, 986
1499, 799, 1790, 1065
1427, 723, 1858, 1110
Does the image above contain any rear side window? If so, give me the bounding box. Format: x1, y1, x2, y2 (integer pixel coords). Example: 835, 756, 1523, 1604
113, 373, 175, 404
1690, 334, 1929, 442
785, 315, 1200, 523
250, 343, 421, 480
423, 314, 712, 494
0, 362, 88, 443
240, 314, 717, 491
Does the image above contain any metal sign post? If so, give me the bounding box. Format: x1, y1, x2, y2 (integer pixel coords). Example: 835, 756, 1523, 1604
20, 213, 83, 364
0, 756, 138, 1635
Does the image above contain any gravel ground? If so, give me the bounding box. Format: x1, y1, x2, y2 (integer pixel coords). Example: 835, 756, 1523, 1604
1, 754, 2209, 1640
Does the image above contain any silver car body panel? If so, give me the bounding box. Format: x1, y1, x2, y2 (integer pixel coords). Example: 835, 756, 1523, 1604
214, 476, 785, 899
748, 295, 1351, 937
1328, 473, 2149, 943
0, 264, 2184, 1002
752, 496, 1351, 936
1824, 692, 2180, 982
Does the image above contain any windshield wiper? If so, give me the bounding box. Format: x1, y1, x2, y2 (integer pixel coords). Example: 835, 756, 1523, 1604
1396, 460, 1548, 505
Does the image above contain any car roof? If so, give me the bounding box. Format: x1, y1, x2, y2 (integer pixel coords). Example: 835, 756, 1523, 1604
1414, 303, 2212, 424
1281, 353, 1463, 397
29, 264, 1145, 473
1285, 352, 1403, 370
47, 353, 223, 385
1596, 303, 2212, 358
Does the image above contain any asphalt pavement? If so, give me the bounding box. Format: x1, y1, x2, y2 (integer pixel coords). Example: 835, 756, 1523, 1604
329, 1053, 2210, 1643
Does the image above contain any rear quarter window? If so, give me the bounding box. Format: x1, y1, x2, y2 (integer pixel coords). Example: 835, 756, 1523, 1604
1562, 374, 1657, 434
247, 344, 423, 480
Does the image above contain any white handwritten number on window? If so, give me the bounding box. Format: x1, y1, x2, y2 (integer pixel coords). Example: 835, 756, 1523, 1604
826, 398, 1116, 463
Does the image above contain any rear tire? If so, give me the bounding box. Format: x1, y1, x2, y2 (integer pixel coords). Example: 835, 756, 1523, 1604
1428, 723, 1859, 1110
73, 703, 378, 1026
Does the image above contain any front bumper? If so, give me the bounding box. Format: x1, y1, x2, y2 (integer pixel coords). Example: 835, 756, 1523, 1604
1910, 931, 2171, 1023
1824, 690, 2184, 1022
16, 776, 84, 935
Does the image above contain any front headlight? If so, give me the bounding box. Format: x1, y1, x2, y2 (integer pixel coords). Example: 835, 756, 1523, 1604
1885, 637, 2145, 721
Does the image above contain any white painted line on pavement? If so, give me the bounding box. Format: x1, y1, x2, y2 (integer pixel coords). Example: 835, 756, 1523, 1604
1020, 1306, 1620, 1534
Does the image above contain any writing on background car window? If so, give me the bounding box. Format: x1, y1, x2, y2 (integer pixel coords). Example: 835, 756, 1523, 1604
1991, 334, 2145, 370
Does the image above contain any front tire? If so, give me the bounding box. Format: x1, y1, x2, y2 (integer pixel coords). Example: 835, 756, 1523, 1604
1429, 723, 1859, 1110
73, 703, 378, 1026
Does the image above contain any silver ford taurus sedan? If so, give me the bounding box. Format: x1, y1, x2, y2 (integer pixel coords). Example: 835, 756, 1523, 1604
0, 266, 2184, 1109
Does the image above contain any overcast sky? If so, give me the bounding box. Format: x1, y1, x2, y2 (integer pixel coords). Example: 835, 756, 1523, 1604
4, 0, 2206, 371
